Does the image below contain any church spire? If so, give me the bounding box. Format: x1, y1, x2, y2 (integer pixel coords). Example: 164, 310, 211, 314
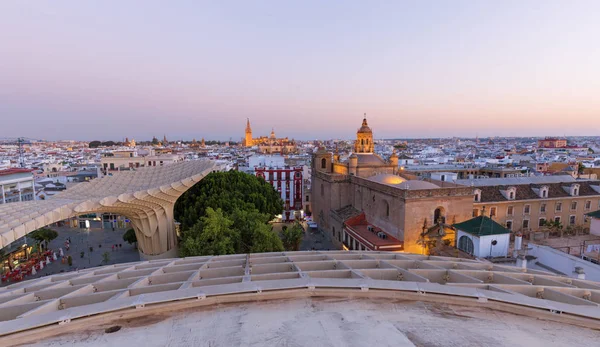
245, 118, 252, 133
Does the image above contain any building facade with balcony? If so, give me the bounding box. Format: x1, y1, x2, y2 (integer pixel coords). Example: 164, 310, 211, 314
255, 166, 303, 222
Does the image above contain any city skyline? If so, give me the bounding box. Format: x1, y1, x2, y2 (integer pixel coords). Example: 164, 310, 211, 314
2, 1, 600, 141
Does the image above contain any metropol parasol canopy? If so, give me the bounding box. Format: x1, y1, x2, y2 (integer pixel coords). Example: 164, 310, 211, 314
0, 160, 220, 258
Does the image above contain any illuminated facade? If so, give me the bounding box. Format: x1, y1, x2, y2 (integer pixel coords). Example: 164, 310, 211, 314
538, 137, 567, 148
242, 119, 297, 154
312, 117, 474, 254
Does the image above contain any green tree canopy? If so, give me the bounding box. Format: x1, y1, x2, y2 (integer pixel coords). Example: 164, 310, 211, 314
180, 208, 238, 256
175, 171, 285, 256
174, 171, 283, 231
281, 223, 303, 251
29, 228, 59, 249
123, 228, 137, 245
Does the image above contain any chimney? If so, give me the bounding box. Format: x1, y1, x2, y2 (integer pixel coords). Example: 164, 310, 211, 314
574, 267, 585, 280
516, 254, 527, 270
513, 234, 523, 258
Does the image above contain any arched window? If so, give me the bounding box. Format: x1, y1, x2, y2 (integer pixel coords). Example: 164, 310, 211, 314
382, 200, 390, 218
458, 236, 474, 255
332, 226, 336, 237
321, 158, 326, 169
361, 139, 364, 145
434, 207, 445, 224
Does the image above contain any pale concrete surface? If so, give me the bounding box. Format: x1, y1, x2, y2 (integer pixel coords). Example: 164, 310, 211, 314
29, 298, 600, 347
526, 234, 600, 256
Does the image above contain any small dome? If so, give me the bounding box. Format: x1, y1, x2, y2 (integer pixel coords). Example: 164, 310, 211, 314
368, 174, 405, 185
357, 117, 372, 134
398, 180, 439, 190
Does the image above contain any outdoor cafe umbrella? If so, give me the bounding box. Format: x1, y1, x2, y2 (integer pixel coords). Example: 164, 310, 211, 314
31, 267, 36, 275
46, 256, 51, 264
39, 261, 44, 270
52, 252, 57, 261
59, 248, 64, 257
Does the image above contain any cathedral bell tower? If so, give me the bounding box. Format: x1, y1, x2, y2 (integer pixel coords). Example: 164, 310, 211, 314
354, 114, 374, 153
244, 118, 253, 147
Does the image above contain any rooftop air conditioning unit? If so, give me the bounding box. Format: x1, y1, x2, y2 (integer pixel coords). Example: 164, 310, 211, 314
377, 232, 387, 239
367, 225, 374, 232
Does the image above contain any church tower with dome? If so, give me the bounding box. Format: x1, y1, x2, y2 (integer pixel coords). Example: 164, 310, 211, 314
354, 114, 374, 154
311, 115, 474, 255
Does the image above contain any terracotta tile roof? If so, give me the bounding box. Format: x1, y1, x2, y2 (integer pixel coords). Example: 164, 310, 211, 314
478, 181, 600, 203
344, 213, 403, 251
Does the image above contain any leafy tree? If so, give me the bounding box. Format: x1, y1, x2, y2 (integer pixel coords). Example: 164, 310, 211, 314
101, 141, 116, 147
281, 223, 304, 251
180, 208, 238, 256
89, 141, 102, 148
123, 228, 137, 247
102, 251, 110, 264
230, 208, 283, 253
176, 171, 285, 256
174, 171, 283, 230
544, 220, 564, 237
29, 228, 59, 252
249, 223, 284, 253
151, 137, 159, 145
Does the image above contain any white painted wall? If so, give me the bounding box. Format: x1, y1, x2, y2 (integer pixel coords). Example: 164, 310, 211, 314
456, 230, 509, 258
590, 218, 600, 236
478, 234, 510, 258
248, 155, 285, 168
528, 243, 600, 281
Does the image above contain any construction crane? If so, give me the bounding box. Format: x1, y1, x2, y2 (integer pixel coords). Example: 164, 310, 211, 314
0, 137, 35, 168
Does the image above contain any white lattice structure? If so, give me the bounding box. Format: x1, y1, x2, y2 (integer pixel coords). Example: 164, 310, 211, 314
0, 160, 220, 257
2, 251, 600, 342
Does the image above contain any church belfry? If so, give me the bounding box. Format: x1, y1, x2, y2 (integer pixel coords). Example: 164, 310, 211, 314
244, 118, 253, 147
354, 114, 374, 153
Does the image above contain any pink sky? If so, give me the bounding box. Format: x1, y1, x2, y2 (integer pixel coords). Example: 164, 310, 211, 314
1, 1, 599, 141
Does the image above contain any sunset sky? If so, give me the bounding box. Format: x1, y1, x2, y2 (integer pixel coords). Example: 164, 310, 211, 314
1, 1, 599, 141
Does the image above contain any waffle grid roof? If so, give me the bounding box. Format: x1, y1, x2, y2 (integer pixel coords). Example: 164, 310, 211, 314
2, 251, 600, 337
0, 160, 218, 250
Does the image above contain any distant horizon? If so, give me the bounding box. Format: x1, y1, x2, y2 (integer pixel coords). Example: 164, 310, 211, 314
7, 133, 600, 144
2, 2, 600, 140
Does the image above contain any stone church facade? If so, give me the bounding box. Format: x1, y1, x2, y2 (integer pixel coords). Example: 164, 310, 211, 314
311, 117, 474, 253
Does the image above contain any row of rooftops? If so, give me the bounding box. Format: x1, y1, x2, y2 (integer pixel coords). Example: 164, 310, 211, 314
474, 180, 600, 203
